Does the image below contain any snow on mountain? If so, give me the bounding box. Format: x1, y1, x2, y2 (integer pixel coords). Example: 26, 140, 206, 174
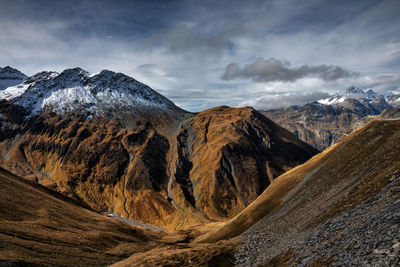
317, 86, 381, 106
0, 67, 181, 117
0, 66, 27, 90
387, 93, 400, 107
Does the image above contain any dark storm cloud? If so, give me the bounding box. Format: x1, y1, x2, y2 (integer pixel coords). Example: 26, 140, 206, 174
222, 58, 358, 82
1, 0, 399, 57
0, 0, 184, 43
0, 0, 399, 111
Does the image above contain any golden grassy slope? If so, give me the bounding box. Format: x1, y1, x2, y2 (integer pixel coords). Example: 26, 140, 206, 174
0, 167, 164, 266
195, 119, 400, 243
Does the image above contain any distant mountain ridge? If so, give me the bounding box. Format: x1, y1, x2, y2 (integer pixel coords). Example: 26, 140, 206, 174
317, 86, 386, 106
263, 86, 396, 150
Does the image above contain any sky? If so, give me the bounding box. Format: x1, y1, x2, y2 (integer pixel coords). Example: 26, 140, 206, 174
1, 0, 399, 111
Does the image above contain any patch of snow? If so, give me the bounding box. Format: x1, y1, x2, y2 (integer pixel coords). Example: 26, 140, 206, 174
317, 97, 345, 105
0, 83, 30, 100
88, 71, 100, 78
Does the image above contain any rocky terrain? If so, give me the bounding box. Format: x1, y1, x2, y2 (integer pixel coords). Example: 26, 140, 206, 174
352, 107, 400, 130
236, 168, 400, 266
387, 93, 400, 107
195, 119, 400, 266
0, 67, 317, 230
262, 87, 394, 151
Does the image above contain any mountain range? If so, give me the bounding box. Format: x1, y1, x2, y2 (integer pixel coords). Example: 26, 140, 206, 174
263, 86, 400, 150
2, 112, 398, 266
1, 66, 399, 266
0, 66, 317, 230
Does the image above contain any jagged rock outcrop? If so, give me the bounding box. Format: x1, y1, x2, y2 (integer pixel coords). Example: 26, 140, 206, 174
0, 67, 318, 229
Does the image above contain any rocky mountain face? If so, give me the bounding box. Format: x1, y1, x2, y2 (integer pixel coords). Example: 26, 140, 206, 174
352, 107, 400, 130
196, 119, 400, 266
387, 93, 400, 107
0, 67, 317, 229
0, 66, 27, 90
262, 87, 393, 151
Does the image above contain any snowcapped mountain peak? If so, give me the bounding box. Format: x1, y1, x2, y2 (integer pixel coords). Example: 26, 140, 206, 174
0, 67, 182, 118
0, 66, 27, 90
318, 87, 382, 106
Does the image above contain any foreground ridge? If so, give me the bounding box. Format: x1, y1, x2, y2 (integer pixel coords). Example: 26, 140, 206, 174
195, 119, 400, 266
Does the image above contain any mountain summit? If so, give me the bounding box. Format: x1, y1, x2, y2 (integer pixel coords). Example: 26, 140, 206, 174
0, 66, 27, 90
317, 86, 381, 105
0, 67, 182, 118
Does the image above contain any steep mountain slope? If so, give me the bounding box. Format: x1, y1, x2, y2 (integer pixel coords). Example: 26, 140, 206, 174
170, 106, 317, 224
196, 119, 400, 266
0, 167, 161, 266
0, 66, 27, 90
0, 67, 317, 230
263, 87, 392, 150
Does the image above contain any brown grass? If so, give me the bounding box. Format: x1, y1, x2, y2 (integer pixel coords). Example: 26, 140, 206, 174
111, 240, 237, 267
0, 167, 165, 266
195, 119, 400, 243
